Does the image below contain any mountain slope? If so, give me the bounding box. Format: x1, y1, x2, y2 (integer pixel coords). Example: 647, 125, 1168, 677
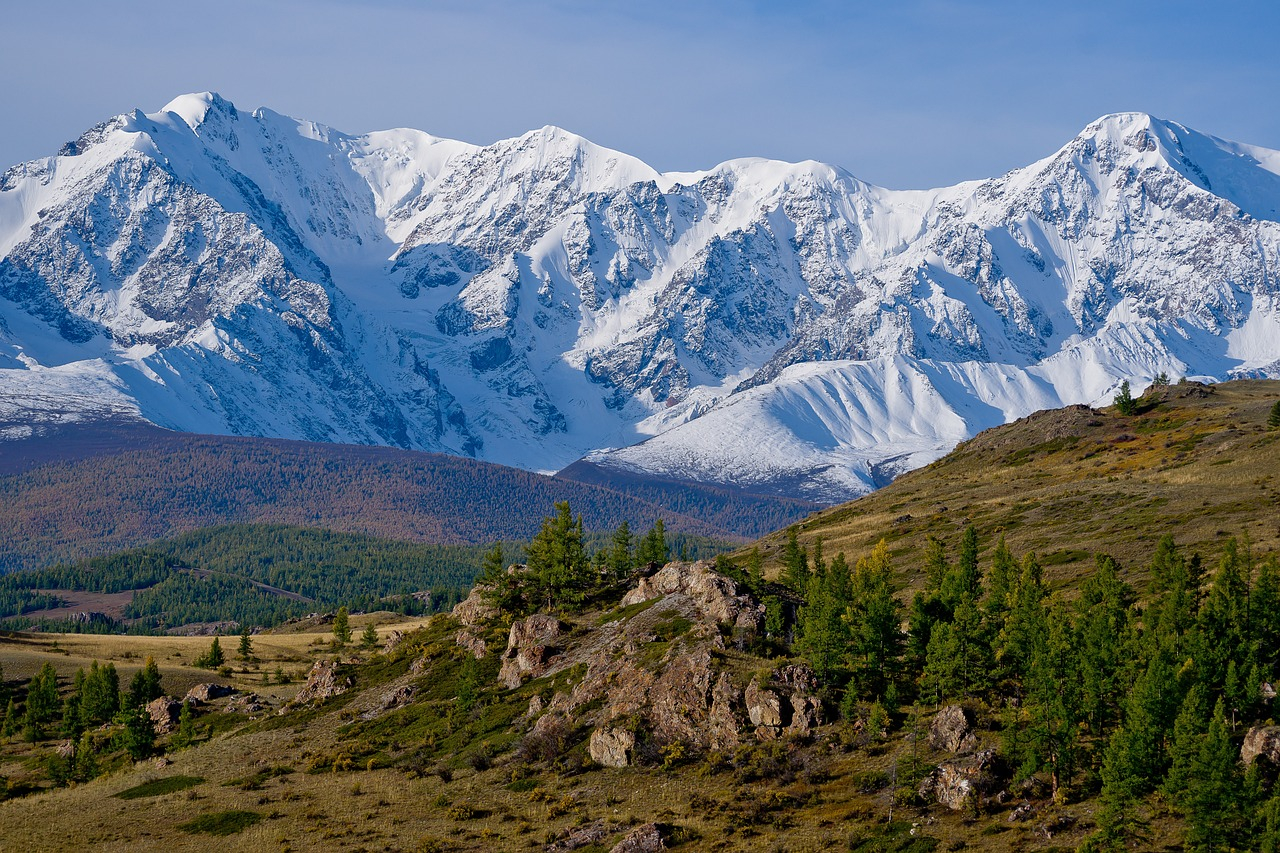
753, 378, 1280, 587
0, 421, 817, 572
3, 98, 1279, 501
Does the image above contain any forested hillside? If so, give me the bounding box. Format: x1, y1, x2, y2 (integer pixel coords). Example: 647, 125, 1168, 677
0, 421, 814, 571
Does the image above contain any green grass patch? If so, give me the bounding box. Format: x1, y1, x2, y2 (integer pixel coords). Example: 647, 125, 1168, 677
178, 809, 263, 836
114, 775, 205, 799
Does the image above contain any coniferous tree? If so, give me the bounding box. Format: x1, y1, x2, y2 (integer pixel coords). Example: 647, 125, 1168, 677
745, 546, 764, 594
72, 732, 98, 782
238, 626, 253, 660
23, 662, 60, 739
115, 704, 155, 761
1163, 683, 1210, 810
995, 554, 1046, 686
1114, 380, 1137, 415
527, 501, 591, 611
333, 607, 352, 645
607, 520, 634, 578
79, 661, 121, 727
1268, 400, 1280, 430
128, 656, 163, 707
1075, 555, 1133, 737
1185, 699, 1249, 851
797, 552, 850, 682
361, 622, 379, 649
1018, 601, 1081, 799
983, 535, 1018, 626
782, 526, 810, 593
635, 519, 668, 567
843, 542, 900, 700
171, 700, 195, 749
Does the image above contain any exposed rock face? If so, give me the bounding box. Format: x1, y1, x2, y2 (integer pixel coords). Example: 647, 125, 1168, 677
146, 697, 183, 733
745, 665, 821, 738
647, 650, 740, 751
610, 823, 666, 853
621, 561, 760, 627
455, 627, 488, 659
589, 727, 636, 768
547, 820, 616, 852
452, 586, 499, 628
287, 659, 353, 708
358, 684, 415, 721
184, 683, 234, 704
499, 614, 564, 689
930, 704, 978, 753
1242, 725, 1280, 766
919, 749, 998, 811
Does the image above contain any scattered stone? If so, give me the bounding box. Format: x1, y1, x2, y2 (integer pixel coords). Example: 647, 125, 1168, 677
1261, 682, 1277, 701
498, 614, 564, 689
226, 693, 270, 715
54, 740, 75, 759
1242, 725, 1280, 766
589, 727, 636, 768
146, 696, 183, 733
184, 683, 235, 704
610, 823, 665, 853
360, 684, 415, 720
524, 694, 545, 720
286, 659, 353, 708
918, 748, 997, 811
1009, 801, 1036, 823
929, 704, 978, 753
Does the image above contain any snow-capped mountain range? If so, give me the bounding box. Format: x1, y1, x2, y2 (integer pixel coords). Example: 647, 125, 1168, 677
3, 93, 1279, 502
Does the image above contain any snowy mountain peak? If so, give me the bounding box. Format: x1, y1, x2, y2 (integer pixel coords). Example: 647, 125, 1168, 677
2, 96, 1279, 502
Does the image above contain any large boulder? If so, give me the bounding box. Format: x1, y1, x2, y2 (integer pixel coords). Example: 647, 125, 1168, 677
184, 683, 234, 704
610, 823, 666, 853
745, 676, 784, 735
919, 748, 998, 811
589, 727, 636, 768
930, 704, 978, 753
286, 659, 353, 708
455, 627, 488, 659
745, 666, 821, 738
146, 697, 182, 733
498, 614, 564, 689
1242, 725, 1280, 766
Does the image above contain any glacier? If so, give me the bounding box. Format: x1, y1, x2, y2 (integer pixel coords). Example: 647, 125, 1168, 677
1, 94, 1278, 502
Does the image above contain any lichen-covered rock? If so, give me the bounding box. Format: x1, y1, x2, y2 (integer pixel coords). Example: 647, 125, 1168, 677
226, 693, 269, 715
776, 664, 821, 736
589, 727, 636, 768
381, 630, 405, 654
1242, 725, 1280, 766
146, 697, 183, 733
184, 683, 234, 704
610, 823, 666, 853
360, 684, 415, 721
455, 627, 488, 659
286, 659, 353, 708
919, 748, 998, 810
648, 650, 739, 750
451, 586, 498, 628
547, 819, 616, 852
930, 704, 978, 753
620, 561, 758, 626
498, 614, 564, 688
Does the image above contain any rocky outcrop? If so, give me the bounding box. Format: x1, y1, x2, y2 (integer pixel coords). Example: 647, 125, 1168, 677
610, 823, 666, 853
589, 727, 636, 768
381, 630, 405, 654
547, 820, 618, 852
286, 659, 353, 708
498, 615, 564, 689
226, 693, 269, 715
621, 561, 761, 628
146, 697, 183, 733
930, 704, 978, 753
455, 627, 488, 659
919, 749, 998, 811
451, 586, 498, 628
647, 651, 740, 751
184, 683, 234, 704
745, 665, 821, 738
1242, 725, 1280, 766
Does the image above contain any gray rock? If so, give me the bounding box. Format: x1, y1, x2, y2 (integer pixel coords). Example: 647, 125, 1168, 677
929, 704, 978, 753
589, 727, 636, 768
1242, 725, 1280, 766
610, 823, 665, 853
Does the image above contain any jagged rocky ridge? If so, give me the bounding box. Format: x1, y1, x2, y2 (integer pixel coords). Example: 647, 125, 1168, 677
3, 94, 1279, 501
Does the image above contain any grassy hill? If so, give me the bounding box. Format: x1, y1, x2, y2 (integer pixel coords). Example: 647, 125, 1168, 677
0, 420, 817, 572
753, 379, 1280, 592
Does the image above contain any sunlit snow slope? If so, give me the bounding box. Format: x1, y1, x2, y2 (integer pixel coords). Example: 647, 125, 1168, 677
2, 97, 1278, 502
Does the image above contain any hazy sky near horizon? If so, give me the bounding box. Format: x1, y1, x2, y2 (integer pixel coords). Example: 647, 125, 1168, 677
3, 0, 1278, 189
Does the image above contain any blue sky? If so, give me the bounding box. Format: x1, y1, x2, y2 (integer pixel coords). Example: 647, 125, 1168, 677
3, 0, 1278, 189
